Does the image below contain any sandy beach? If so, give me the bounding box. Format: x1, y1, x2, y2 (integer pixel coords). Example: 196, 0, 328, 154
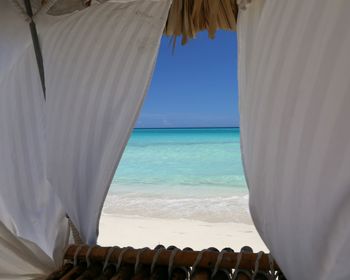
98, 214, 268, 252
98, 128, 267, 253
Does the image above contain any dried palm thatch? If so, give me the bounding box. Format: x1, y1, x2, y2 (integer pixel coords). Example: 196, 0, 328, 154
164, 0, 238, 45
23, 0, 237, 45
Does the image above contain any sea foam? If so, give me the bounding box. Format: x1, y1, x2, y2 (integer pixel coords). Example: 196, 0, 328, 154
103, 128, 251, 224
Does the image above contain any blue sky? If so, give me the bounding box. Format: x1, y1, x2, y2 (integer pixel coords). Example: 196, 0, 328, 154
135, 30, 238, 128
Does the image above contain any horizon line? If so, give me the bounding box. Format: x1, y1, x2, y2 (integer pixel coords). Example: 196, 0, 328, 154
134, 126, 240, 129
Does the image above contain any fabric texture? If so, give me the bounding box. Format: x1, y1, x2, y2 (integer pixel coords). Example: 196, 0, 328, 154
237, 1, 350, 279
0, 221, 56, 279
0, 0, 170, 278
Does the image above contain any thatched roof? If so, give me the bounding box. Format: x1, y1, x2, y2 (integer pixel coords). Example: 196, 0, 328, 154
25, 0, 237, 45
165, 0, 238, 45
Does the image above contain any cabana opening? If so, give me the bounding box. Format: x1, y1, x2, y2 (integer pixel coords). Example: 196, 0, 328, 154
6, 0, 350, 279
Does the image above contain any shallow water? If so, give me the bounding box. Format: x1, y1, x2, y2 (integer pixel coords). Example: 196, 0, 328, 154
104, 128, 251, 223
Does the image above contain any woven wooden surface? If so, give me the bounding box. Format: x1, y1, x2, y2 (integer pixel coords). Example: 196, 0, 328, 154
46, 244, 287, 280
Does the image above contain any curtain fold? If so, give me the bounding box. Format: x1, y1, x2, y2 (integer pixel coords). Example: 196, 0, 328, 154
43, 0, 172, 246
237, 1, 350, 279
0, 221, 56, 280
0, 0, 171, 277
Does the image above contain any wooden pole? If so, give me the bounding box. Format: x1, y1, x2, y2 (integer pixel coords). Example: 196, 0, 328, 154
64, 245, 280, 272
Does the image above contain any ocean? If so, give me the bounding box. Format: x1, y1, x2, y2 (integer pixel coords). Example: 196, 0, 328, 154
103, 128, 251, 224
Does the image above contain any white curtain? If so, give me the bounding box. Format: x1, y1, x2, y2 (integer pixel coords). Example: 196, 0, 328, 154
0, 222, 56, 279
237, 1, 350, 279
0, 0, 171, 278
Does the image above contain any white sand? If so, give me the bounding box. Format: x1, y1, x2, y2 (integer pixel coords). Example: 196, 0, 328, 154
98, 214, 268, 252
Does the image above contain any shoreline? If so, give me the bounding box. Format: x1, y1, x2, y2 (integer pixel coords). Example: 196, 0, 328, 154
98, 214, 267, 252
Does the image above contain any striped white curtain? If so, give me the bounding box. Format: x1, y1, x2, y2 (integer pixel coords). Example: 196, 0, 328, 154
44, 0, 172, 245
237, 1, 350, 279
0, 0, 171, 278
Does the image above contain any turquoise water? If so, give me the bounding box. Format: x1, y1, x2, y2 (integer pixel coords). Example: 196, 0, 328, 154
104, 128, 250, 223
